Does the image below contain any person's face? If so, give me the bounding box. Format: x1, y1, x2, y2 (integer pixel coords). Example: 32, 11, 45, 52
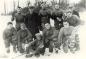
41, 4, 45, 9
17, 8, 21, 13
45, 23, 51, 29
66, 12, 72, 17
64, 12, 67, 16
29, 9, 34, 14
8, 24, 13, 29
63, 22, 69, 28
21, 25, 26, 30
36, 36, 41, 40
55, 5, 59, 9
69, 42, 75, 48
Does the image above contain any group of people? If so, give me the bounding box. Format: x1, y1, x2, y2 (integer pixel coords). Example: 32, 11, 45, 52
3, 2, 81, 58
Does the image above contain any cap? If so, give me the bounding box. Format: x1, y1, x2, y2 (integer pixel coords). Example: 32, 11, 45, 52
7, 22, 13, 25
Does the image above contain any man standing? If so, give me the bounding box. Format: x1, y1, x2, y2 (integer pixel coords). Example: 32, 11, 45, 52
25, 6, 40, 39
51, 5, 63, 30
11, 7, 25, 31
39, 4, 51, 30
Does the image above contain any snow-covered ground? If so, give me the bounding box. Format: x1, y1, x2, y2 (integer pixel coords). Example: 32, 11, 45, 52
0, 10, 86, 59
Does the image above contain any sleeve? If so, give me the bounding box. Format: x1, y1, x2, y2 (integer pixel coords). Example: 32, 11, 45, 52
24, 29, 32, 42
17, 31, 21, 46
38, 41, 44, 48
74, 15, 81, 26
12, 28, 17, 40
50, 11, 55, 19
39, 10, 41, 16
58, 27, 64, 44
73, 10, 80, 17
17, 31, 20, 41
3, 30, 7, 40
27, 29, 32, 38
11, 13, 16, 21
11, 16, 14, 21
50, 29, 59, 39
28, 39, 37, 47
42, 29, 46, 42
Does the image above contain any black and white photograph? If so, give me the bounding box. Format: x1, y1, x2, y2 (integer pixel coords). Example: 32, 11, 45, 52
0, 0, 85, 59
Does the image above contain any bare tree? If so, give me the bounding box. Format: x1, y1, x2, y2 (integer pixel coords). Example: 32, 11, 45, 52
13, 0, 15, 11
18, 0, 20, 7
78, 0, 86, 8
4, 0, 6, 15
59, 0, 69, 9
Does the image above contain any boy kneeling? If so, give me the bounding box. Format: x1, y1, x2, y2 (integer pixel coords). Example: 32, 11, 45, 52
17, 23, 32, 54
26, 33, 44, 57
3, 22, 17, 53
42, 23, 59, 55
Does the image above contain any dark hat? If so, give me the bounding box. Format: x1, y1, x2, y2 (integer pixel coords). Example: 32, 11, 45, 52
29, 6, 34, 9
17, 6, 21, 9
7, 22, 13, 25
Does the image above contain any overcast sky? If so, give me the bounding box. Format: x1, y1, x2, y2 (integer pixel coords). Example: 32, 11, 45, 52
0, 0, 81, 14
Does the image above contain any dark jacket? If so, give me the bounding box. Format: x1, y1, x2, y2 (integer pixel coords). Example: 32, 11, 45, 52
17, 28, 32, 43
73, 10, 80, 17
25, 12, 40, 38
43, 27, 59, 43
51, 9, 63, 30
39, 8, 51, 24
12, 13, 25, 23
3, 27, 17, 41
